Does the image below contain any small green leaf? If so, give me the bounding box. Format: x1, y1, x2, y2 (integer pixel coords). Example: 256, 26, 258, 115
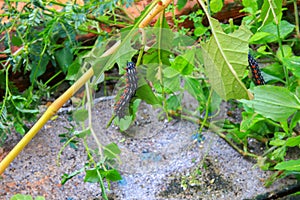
84, 168, 99, 183
54, 47, 74, 73
66, 57, 82, 81
262, 63, 284, 79
260, 0, 282, 25
136, 84, 160, 106
194, 26, 208, 37
10, 194, 33, 200
282, 56, 300, 79
210, 0, 223, 13
275, 159, 300, 171
249, 32, 272, 44
163, 70, 180, 92
269, 139, 286, 146
171, 49, 195, 75
259, 21, 295, 43
167, 94, 181, 111
177, 0, 187, 10
240, 86, 300, 122
104, 142, 121, 159
14, 122, 26, 135
143, 48, 171, 66
103, 169, 122, 181
115, 115, 133, 131
240, 111, 266, 132
242, 0, 258, 14
164, 67, 180, 78
270, 146, 286, 161
276, 45, 293, 61
257, 156, 271, 170
29, 54, 49, 82
84, 168, 122, 183
286, 135, 300, 147
290, 111, 300, 131
73, 109, 88, 122
11, 35, 23, 46
183, 77, 205, 102
131, 99, 141, 118
75, 129, 91, 138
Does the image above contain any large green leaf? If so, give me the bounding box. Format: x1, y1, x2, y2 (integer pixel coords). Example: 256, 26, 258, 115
201, 17, 252, 100
240, 86, 300, 122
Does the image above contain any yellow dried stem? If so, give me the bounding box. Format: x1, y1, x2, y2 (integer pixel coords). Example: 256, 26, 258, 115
139, 0, 172, 28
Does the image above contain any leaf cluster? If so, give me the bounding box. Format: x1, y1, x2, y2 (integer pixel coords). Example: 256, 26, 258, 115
0, 0, 133, 141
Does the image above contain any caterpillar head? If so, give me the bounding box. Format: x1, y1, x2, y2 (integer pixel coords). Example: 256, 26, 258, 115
126, 62, 135, 70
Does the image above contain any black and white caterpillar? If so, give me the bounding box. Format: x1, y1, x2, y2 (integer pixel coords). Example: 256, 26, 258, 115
114, 62, 138, 118
248, 53, 265, 85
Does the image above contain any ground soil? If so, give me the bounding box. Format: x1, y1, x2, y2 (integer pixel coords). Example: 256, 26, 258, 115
0, 95, 298, 200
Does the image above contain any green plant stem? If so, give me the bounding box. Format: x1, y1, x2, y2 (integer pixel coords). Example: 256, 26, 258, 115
49, 80, 65, 94
209, 123, 258, 158
294, 0, 300, 37
181, 113, 258, 158
265, 118, 281, 128
96, 169, 108, 200
48, 0, 66, 7
86, 15, 128, 28
157, 11, 169, 119
207, 0, 211, 16
56, 135, 77, 166
106, 114, 115, 128
136, 29, 146, 66
85, 83, 104, 159
262, 145, 278, 157
0, 64, 11, 115
82, 138, 108, 200
171, 0, 178, 30
276, 24, 289, 87
199, 89, 213, 133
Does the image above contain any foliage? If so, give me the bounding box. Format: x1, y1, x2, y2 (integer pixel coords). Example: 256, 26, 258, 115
233, 0, 300, 186
0, 0, 133, 141
1, 0, 300, 198
0, 0, 132, 199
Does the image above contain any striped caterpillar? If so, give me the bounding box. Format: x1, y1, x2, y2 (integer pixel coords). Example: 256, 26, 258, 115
114, 62, 138, 118
248, 53, 265, 85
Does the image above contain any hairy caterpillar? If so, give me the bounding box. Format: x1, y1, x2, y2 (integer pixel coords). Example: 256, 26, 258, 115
248, 53, 265, 85
114, 62, 138, 118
